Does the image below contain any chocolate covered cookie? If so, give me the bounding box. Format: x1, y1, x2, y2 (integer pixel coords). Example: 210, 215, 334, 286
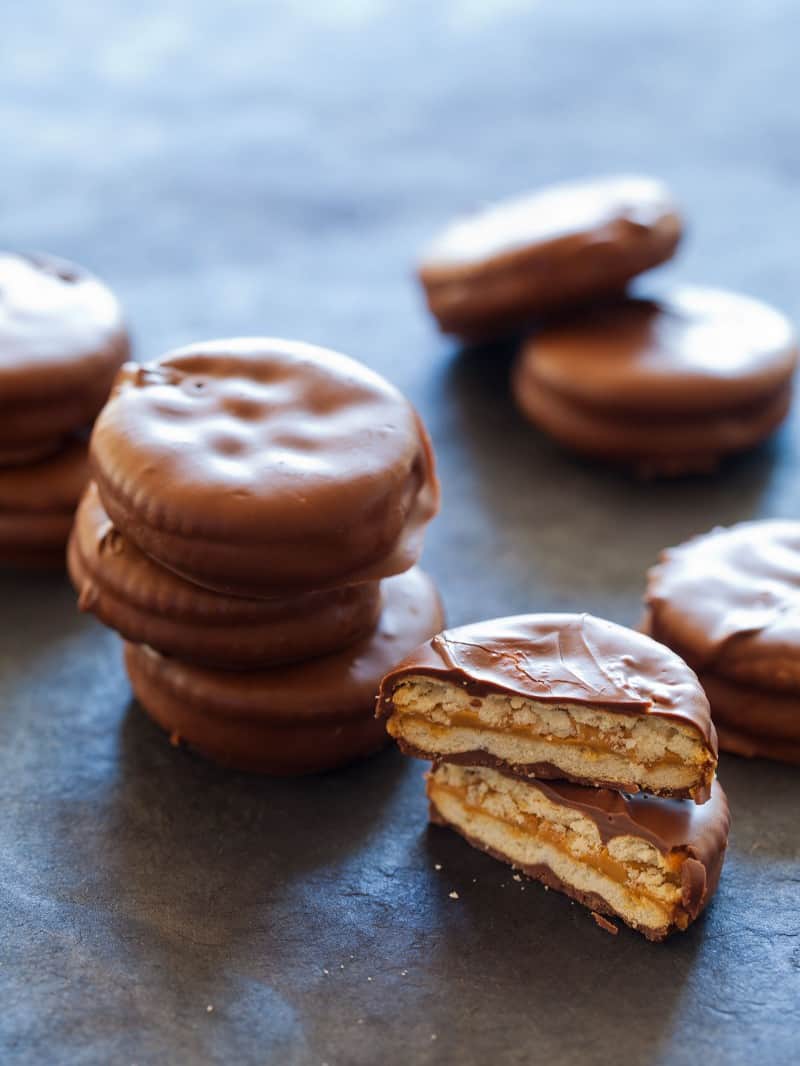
645, 520, 800, 761
379, 613, 717, 802
428, 764, 729, 941
126, 567, 444, 774
418, 175, 681, 339
69, 483, 382, 669
0, 439, 89, 567
512, 287, 797, 476
0, 252, 129, 458
91, 339, 439, 597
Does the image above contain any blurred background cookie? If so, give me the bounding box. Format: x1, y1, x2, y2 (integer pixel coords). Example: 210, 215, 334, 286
0, 252, 129, 568
418, 175, 681, 339
512, 287, 798, 476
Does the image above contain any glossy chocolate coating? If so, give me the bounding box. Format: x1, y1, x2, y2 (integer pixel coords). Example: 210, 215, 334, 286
68, 483, 383, 670
0, 438, 89, 565
418, 175, 681, 338
645, 520, 800, 760
523, 774, 728, 863
522, 288, 797, 413
379, 612, 717, 753
646, 520, 800, 690
0, 253, 130, 449
430, 772, 729, 940
512, 288, 797, 474
125, 567, 445, 774
91, 339, 439, 597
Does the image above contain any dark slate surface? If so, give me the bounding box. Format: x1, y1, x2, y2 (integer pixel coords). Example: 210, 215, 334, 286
2, 2, 800, 1063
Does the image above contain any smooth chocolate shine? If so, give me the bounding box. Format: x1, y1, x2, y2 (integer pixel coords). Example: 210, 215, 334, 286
91, 338, 439, 597
69, 483, 383, 670
0, 252, 130, 451
512, 287, 798, 475
379, 612, 716, 750
646, 520, 800, 683
418, 175, 681, 338
126, 567, 445, 774
645, 520, 800, 762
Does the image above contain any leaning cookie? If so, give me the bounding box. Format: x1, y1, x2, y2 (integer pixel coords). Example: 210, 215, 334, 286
378, 613, 717, 802
0, 439, 89, 568
418, 175, 681, 339
91, 338, 439, 597
645, 520, 800, 763
427, 764, 729, 941
0, 252, 129, 460
68, 483, 382, 670
126, 567, 444, 774
512, 287, 798, 476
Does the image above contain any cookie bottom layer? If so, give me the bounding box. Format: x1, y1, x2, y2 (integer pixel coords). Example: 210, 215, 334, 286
511, 369, 791, 477
125, 567, 444, 775
127, 641, 391, 774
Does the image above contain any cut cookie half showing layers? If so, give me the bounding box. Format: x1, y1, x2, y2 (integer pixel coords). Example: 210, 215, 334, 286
427, 764, 729, 941
378, 613, 718, 802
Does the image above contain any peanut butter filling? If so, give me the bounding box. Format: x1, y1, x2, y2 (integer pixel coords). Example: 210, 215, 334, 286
430, 780, 685, 915
395, 710, 689, 769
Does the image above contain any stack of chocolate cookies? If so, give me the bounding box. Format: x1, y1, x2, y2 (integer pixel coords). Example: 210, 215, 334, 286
69, 338, 443, 773
378, 613, 730, 940
644, 520, 800, 764
0, 252, 129, 567
417, 175, 798, 476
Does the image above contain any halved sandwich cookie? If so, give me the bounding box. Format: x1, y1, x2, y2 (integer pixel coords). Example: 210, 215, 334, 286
427, 763, 728, 940
378, 613, 717, 802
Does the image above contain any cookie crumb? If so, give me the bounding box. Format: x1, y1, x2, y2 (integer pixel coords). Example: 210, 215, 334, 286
512, 874, 522, 882
449, 891, 459, 900
206, 1005, 213, 1013
434, 863, 442, 871
591, 912, 619, 936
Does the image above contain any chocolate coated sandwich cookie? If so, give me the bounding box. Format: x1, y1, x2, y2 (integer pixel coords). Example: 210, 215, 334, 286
69, 483, 382, 669
0, 252, 129, 460
512, 287, 798, 476
418, 175, 681, 339
91, 339, 439, 597
126, 567, 444, 774
0, 439, 89, 567
427, 764, 729, 940
645, 520, 800, 762
379, 613, 718, 802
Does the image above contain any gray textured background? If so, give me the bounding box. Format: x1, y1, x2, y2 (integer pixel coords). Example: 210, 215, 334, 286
2, 2, 799, 1064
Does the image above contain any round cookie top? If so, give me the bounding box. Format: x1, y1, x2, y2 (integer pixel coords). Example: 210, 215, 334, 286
379, 612, 716, 750
646, 520, 800, 691
419, 175, 679, 274
522, 287, 798, 414
91, 338, 439, 590
0, 252, 129, 403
